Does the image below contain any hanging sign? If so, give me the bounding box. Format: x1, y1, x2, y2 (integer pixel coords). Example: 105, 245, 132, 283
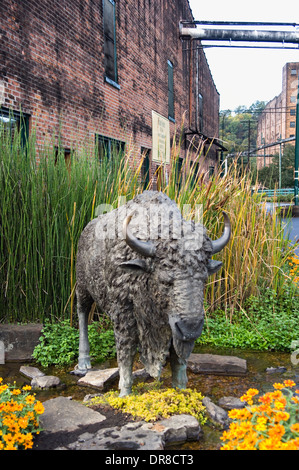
152, 111, 170, 164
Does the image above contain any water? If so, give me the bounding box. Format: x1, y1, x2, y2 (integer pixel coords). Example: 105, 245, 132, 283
1, 347, 299, 450
264, 202, 299, 255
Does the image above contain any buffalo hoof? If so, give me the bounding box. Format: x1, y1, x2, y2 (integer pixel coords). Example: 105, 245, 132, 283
77, 356, 92, 372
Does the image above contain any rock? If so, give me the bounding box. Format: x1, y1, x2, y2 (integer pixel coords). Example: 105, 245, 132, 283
0, 340, 4, 364
66, 414, 201, 451
188, 353, 247, 376
67, 421, 164, 450
202, 397, 229, 428
132, 368, 151, 381
39, 397, 106, 433
218, 397, 245, 410
266, 366, 287, 374
78, 368, 119, 390
31, 375, 61, 389
155, 414, 201, 443
20, 365, 45, 379
0, 324, 43, 361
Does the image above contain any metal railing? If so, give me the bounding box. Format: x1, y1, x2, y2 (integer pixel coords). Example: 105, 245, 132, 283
254, 188, 294, 196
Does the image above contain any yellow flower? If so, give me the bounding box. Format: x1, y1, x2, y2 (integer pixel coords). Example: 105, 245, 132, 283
34, 401, 44, 415
11, 388, 21, 395
22, 385, 32, 391
25, 395, 36, 405
18, 416, 29, 429
273, 383, 284, 390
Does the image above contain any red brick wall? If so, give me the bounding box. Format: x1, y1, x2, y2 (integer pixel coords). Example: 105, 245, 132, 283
0, 0, 219, 173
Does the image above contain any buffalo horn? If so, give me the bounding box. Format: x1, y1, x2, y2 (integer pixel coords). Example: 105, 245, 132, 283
123, 215, 156, 258
211, 212, 231, 254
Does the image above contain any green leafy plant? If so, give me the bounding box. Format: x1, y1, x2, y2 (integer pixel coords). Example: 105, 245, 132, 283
197, 287, 299, 351
32, 319, 116, 368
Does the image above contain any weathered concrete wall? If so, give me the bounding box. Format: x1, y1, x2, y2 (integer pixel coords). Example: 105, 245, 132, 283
0, 324, 43, 362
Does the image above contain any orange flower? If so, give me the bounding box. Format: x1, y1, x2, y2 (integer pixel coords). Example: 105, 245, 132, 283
33, 401, 44, 415
273, 383, 284, 390
283, 380, 296, 388
274, 411, 290, 422
291, 423, 299, 433
268, 423, 285, 439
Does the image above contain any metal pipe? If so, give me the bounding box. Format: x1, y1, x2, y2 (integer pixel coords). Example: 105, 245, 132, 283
179, 26, 299, 44
180, 20, 299, 27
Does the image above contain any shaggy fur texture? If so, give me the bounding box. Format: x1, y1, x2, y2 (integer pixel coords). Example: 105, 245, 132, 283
76, 191, 214, 393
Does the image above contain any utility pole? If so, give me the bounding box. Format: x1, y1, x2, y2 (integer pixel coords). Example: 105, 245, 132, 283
295, 76, 299, 211
248, 120, 251, 168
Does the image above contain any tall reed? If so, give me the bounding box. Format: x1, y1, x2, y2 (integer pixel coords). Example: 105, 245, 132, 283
160, 141, 297, 318
0, 127, 142, 323
0, 124, 295, 324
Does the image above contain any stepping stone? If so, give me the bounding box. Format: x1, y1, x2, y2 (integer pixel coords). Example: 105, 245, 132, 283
155, 414, 201, 443
78, 367, 119, 390
66, 414, 201, 450
39, 397, 106, 433
188, 353, 247, 376
20, 365, 45, 379
218, 396, 245, 410
202, 397, 229, 428
31, 375, 61, 389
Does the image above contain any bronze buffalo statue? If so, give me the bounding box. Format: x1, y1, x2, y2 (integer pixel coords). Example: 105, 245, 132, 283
76, 191, 230, 396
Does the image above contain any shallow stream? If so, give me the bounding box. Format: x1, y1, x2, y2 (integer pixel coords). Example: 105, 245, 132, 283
1, 346, 299, 450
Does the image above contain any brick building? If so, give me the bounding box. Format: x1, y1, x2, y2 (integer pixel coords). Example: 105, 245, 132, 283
0, 0, 221, 183
256, 62, 298, 169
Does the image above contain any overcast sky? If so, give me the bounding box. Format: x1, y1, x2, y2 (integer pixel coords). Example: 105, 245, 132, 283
188, 0, 299, 111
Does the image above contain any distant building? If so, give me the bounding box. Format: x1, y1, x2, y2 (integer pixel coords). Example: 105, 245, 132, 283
0, 0, 222, 184
256, 62, 298, 169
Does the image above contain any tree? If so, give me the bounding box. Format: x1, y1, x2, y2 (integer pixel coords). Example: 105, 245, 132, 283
253, 144, 295, 189
220, 101, 267, 156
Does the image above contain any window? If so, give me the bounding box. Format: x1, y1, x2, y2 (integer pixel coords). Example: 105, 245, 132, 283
55, 147, 71, 172
140, 147, 150, 190
197, 93, 203, 131
290, 108, 296, 116
291, 68, 297, 75
209, 166, 215, 177
290, 95, 296, 103
0, 108, 29, 147
168, 60, 175, 122
103, 0, 119, 88
96, 134, 125, 161
290, 121, 296, 128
